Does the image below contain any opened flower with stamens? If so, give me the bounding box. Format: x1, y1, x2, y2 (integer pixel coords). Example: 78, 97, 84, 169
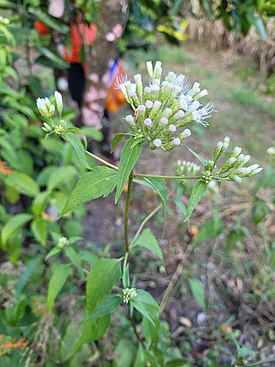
116, 61, 214, 151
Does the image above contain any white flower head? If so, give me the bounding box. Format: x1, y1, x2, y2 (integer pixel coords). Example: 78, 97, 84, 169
54, 91, 63, 116
144, 118, 152, 127
145, 100, 153, 109
146, 61, 154, 78
153, 138, 162, 147
181, 129, 191, 138
169, 124, 176, 132
172, 138, 181, 146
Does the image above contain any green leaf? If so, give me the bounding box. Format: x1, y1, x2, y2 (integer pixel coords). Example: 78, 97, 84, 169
61, 166, 117, 215
46, 245, 62, 260
184, 181, 207, 222
136, 289, 159, 309
28, 7, 70, 33
81, 295, 122, 323
5, 172, 40, 197
144, 177, 167, 220
35, 48, 69, 70
1, 214, 33, 248
65, 247, 83, 277
31, 218, 48, 245
81, 126, 103, 142
111, 133, 133, 153
47, 264, 71, 311
31, 191, 51, 216
188, 278, 206, 310
60, 323, 82, 362
131, 299, 156, 326
65, 131, 90, 170
115, 138, 142, 203
47, 166, 77, 191
134, 228, 163, 260
75, 258, 122, 350
192, 209, 223, 248
185, 146, 207, 166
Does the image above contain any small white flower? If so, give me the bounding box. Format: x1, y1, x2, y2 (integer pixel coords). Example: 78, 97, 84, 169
146, 61, 154, 78
160, 117, 168, 125
138, 105, 146, 113
252, 167, 263, 174
217, 141, 223, 149
153, 100, 161, 108
144, 86, 151, 94
54, 91, 63, 115
233, 176, 242, 183
164, 108, 172, 117
145, 100, 153, 109
153, 138, 162, 147
125, 115, 134, 124
172, 138, 181, 145
144, 118, 152, 127
150, 85, 159, 92
174, 110, 185, 119
233, 147, 242, 155
169, 124, 176, 132
181, 129, 191, 138
228, 157, 236, 165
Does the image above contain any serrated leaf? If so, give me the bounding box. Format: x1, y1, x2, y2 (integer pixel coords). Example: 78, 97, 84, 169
47, 264, 71, 311
65, 132, 90, 170
31, 218, 48, 245
184, 181, 207, 222
60, 166, 117, 215
134, 228, 163, 260
1, 214, 33, 248
115, 138, 142, 203
188, 278, 206, 310
81, 295, 122, 323
186, 146, 207, 166
5, 172, 40, 197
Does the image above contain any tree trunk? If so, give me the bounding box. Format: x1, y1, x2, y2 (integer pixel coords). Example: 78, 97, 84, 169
82, 0, 128, 129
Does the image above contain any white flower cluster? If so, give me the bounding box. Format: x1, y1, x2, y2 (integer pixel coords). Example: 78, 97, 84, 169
37, 91, 66, 134
57, 237, 69, 248
0, 16, 10, 25
117, 61, 214, 151
36, 91, 63, 119
213, 137, 263, 183
122, 288, 137, 304
176, 160, 201, 176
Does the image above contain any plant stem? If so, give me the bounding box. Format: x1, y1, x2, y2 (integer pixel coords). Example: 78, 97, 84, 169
85, 151, 118, 170
130, 203, 162, 247
124, 172, 134, 254
85, 150, 203, 180
133, 173, 201, 180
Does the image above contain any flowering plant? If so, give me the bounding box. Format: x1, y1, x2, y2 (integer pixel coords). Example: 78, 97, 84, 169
36, 61, 263, 364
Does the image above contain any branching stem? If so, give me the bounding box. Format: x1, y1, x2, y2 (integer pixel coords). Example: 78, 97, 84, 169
124, 172, 134, 254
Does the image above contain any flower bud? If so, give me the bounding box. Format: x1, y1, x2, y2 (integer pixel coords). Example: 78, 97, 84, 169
144, 118, 152, 127
54, 91, 63, 116
169, 124, 176, 132
153, 138, 162, 147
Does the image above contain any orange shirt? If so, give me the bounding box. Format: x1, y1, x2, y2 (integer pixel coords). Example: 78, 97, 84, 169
34, 21, 97, 63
